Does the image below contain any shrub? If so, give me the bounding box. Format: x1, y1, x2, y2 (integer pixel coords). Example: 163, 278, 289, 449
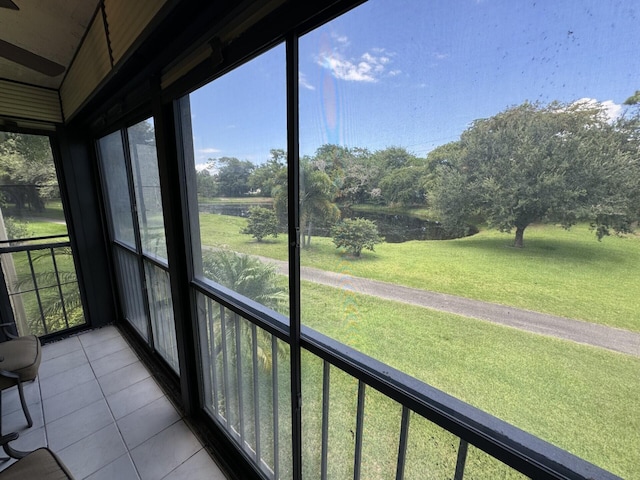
331, 217, 382, 257
241, 206, 279, 242
4, 218, 31, 240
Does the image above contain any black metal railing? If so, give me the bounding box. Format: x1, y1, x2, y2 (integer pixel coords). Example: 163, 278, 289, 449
194, 282, 622, 480
0, 234, 86, 336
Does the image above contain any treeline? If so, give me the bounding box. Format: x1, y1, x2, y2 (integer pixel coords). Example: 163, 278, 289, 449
197, 99, 640, 247
197, 145, 432, 208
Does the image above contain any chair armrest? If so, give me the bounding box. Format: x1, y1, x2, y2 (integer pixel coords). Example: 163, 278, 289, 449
0, 432, 19, 446
0, 431, 28, 459
0, 322, 18, 339
0, 369, 19, 380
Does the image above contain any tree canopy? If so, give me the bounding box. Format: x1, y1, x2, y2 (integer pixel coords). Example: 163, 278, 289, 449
0, 132, 58, 213
431, 101, 640, 247
211, 157, 255, 197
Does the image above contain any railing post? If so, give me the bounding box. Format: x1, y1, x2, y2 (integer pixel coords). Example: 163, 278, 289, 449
454, 439, 469, 480
395, 406, 411, 480
353, 381, 366, 480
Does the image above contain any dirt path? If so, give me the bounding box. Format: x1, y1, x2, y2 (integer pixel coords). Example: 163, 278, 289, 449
262, 257, 640, 357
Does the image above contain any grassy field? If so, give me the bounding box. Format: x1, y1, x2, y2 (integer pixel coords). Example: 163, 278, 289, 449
198, 196, 272, 204
197, 212, 640, 477
198, 213, 640, 332
300, 281, 639, 479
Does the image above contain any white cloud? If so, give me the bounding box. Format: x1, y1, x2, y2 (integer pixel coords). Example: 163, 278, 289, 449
199, 148, 221, 154
389, 70, 402, 77
299, 72, 315, 90
332, 33, 350, 46
316, 34, 396, 83
572, 97, 623, 122
433, 52, 449, 60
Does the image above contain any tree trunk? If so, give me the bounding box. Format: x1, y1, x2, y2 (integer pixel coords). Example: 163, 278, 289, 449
306, 220, 313, 247
514, 225, 525, 248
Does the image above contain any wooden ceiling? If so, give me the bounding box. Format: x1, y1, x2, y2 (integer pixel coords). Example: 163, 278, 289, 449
0, 0, 99, 89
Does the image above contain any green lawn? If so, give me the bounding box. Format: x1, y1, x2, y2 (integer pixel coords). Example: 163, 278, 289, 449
198, 212, 639, 478
197, 196, 272, 204
300, 281, 639, 479
199, 213, 640, 332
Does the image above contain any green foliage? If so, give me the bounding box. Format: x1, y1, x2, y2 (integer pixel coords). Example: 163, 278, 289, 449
274, 158, 340, 247
331, 217, 382, 257
202, 250, 287, 371
378, 166, 426, 206
248, 149, 287, 197
202, 250, 286, 311
4, 217, 31, 240
624, 90, 640, 105
0, 132, 58, 213
431, 100, 640, 247
241, 206, 279, 242
196, 170, 218, 197
211, 157, 255, 197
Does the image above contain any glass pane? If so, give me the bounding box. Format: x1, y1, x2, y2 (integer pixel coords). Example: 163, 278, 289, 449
299, 1, 640, 478
113, 247, 148, 339
128, 119, 168, 260
0, 132, 85, 336
145, 261, 178, 372
181, 44, 289, 320
98, 131, 136, 247
197, 291, 291, 478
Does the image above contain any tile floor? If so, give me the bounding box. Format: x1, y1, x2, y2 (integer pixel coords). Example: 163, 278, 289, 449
0, 326, 227, 480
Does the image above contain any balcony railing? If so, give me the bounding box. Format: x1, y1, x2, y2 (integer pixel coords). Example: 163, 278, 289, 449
0, 234, 85, 336
194, 283, 622, 480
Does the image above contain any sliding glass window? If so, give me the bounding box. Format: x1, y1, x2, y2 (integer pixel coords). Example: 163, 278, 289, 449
98, 119, 178, 372
179, 44, 291, 477
296, 1, 640, 478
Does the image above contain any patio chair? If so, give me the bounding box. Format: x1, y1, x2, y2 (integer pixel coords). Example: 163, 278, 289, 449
0, 323, 42, 432
0, 432, 74, 479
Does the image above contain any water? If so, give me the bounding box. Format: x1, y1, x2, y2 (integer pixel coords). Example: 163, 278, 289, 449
198, 202, 476, 243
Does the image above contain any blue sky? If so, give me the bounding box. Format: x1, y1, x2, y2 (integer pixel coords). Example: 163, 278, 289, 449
190, 0, 640, 167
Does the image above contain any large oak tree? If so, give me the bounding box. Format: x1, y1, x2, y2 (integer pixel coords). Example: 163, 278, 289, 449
431, 101, 640, 247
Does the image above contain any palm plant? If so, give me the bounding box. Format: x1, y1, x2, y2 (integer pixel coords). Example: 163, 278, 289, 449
202, 250, 287, 372
10, 245, 85, 335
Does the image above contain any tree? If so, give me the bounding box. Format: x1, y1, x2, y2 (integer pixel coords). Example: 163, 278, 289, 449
378, 167, 426, 206
248, 149, 287, 197
431, 100, 640, 247
274, 159, 340, 248
202, 250, 287, 371
196, 170, 218, 198
0, 132, 58, 213
241, 206, 279, 242
624, 90, 640, 105
212, 157, 255, 197
331, 217, 382, 257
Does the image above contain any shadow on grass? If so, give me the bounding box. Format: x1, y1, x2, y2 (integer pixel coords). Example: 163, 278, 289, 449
448, 233, 629, 264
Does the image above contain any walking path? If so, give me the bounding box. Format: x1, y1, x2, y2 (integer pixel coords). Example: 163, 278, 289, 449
263, 258, 640, 357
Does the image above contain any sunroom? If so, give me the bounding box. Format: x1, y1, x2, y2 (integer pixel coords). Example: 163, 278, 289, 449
0, 0, 637, 479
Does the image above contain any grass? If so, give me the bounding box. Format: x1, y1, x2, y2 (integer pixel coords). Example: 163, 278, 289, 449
4, 201, 66, 222
198, 212, 639, 477
198, 213, 640, 332
300, 281, 640, 479
197, 196, 272, 204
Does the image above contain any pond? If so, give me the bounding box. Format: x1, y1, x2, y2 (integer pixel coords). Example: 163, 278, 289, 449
198, 202, 476, 243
